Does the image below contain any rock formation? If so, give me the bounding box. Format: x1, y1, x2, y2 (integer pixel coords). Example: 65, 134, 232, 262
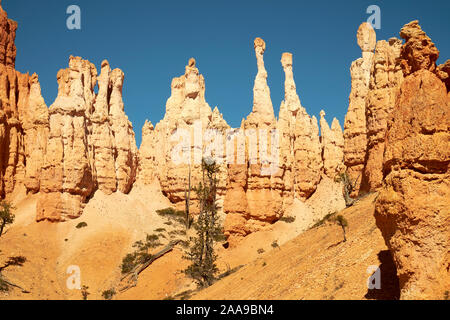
36, 57, 138, 221
0, 2, 17, 68
137, 57, 229, 212
375, 21, 449, 300
320, 111, 344, 179
361, 38, 404, 191
223, 43, 341, 245
0, 4, 48, 198
344, 22, 376, 195
223, 39, 283, 245
0, 2, 343, 236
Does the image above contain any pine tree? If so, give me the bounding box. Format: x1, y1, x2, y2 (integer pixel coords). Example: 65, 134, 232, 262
0, 201, 14, 238
184, 158, 222, 287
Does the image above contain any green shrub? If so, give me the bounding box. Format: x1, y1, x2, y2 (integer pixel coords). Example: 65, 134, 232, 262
0, 201, 15, 238
76, 222, 88, 229
279, 216, 296, 223
102, 288, 116, 300
120, 234, 160, 274
257, 248, 265, 254
0, 277, 9, 292
169, 229, 187, 237
81, 285, 90, 300
156, 208, 185, 218
184, 159, 221, 287
311, 212, 336, 229
334, 215, 349, 242
271, 241, 279, 249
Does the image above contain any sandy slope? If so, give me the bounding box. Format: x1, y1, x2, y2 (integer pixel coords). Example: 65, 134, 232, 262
0, 179, 397, 300
192, 193, 400, 300
0, 181, 176, 300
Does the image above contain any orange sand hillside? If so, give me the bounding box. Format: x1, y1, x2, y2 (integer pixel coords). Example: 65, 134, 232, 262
192, 193, 400, 300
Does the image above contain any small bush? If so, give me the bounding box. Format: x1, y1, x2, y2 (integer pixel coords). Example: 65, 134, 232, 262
81, 285, 90, 300
213, 232, 227, 242
156, 208, 185, 218
271, 241, 279, 249
157, 207, 188, 226
311, 212, 336, 229
154, 228, 166, 233
121, 252, 139, 274
179, 240, 190, 248
0, 256, 27, 273
0, 201, 15, 238
217, 265, 244, 280
0, 277, 9, 292
76, 222, 88, 229
102, 288, 116, 300
257, 248, 265, 254
121, 234, 160, 274
169, 229, 187, 237
334, 215, 349, 242
279, 216, 296, 223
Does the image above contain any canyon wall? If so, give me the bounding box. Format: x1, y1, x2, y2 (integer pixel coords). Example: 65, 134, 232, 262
0, 5, 49, 199
375, 21, 449, 300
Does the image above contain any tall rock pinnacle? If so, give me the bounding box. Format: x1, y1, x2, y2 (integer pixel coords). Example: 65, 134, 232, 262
344, 22, 376, 195
248, 37, 275, 125
320, 111, 344, 178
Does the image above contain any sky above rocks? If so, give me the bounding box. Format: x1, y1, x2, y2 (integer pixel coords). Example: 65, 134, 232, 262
5, 0, 450, 146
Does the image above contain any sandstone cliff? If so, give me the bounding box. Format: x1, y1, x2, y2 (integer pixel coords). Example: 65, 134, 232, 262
375, 21, 449, 300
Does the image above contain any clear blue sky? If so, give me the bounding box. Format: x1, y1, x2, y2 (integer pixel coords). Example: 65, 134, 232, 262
5, 0, 449, 146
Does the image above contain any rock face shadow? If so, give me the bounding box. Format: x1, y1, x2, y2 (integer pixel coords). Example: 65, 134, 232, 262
365, 250, 400, 300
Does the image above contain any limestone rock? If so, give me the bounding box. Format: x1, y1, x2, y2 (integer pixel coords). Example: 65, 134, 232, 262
399, 20, 440, 76
223, 45, 329, 245
361, 38, 404, 191
109, 68, 138, 194
357, 22, 376, 54
137, 58, 229, 213
90, 60, 117, 194
320, 111, 344, 178
20, 73, 49, 193
344, 22, 376, 195
0, 4, 48, 198
248, 38, 275, 124
0, 3, 17, 68
375, 22, 449, 299
37, 56, 138, 221
437, 59, 450, 92
279, 52, 323, 200
37, 57, 97, 221
375, 69, 449, 299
